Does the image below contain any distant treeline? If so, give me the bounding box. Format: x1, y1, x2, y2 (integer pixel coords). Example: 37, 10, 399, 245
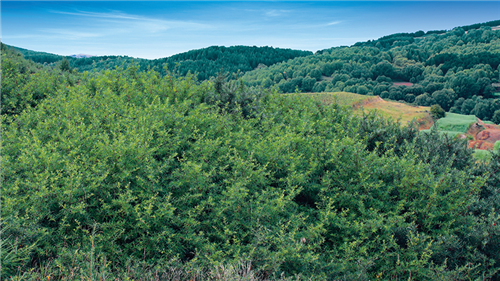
345, 19, 500, 50
10, 44, 312, 80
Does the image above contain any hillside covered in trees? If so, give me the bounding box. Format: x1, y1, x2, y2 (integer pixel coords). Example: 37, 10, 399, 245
2, 21, 500, 280
9, 44, 312, 81
243, 20, 500, 123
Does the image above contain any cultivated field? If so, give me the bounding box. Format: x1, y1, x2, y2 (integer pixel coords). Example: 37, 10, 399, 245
421, 113, 477, 137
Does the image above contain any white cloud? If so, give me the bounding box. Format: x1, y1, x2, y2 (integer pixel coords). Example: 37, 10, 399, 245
51, 10, 211, 34
264, 9, 291, 17
40, 28, 103, 40
326, 21, 341, 26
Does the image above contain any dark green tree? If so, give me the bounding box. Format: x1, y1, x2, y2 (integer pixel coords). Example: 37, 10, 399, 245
59, 58, 71, 72
492, 109, 500, 124
430, 104, 446, 119
432, 89, 455, 111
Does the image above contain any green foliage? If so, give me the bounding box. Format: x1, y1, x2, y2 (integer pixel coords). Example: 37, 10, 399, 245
493, 109, 500, 124
423, 112, 477, 136
204, 71, 271, 118
474, 149, 493, 162
4, 61, 499, 279
59, 57, 71, 72
430, 104, 446, 119
4, 21, 500, 280
413, 125, 474, 171
1, 44, 78, 116
0, 220, 38, 279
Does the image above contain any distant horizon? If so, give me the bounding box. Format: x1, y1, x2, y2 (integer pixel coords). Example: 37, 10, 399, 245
3, 1, 500, 59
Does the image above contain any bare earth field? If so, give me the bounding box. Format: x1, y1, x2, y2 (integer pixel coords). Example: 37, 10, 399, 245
393, 82, 414, 87
468, 120, 500, 150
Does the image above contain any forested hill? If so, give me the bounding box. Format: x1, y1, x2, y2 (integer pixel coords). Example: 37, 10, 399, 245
325, 19, 500, 51
7, 44, 312, 80
242, 20, 500, 122
152, 45, 313, 80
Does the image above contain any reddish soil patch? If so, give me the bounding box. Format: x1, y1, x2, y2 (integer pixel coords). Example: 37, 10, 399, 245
483, 124, 499, 130
476, 129, 500, 142
467, 122, 484, 136
466, 119, 500, 150
393, 82, 413, 87
469, 141, 495, 150
417, 115, 434, 130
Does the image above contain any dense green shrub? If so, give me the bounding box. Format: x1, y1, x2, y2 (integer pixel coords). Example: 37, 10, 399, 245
3, 44, 500, 279
1, 44, 79, 116
430, 104, 446, 119
204, 71, 270, 118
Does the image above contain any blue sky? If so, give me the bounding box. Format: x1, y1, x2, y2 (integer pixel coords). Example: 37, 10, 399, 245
2, 1, 500, 59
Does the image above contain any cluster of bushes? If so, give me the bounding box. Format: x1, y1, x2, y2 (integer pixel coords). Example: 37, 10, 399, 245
0, 44, 80, 116
3, 47, 500, 280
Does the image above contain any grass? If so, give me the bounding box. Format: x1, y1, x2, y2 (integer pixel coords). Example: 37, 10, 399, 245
423, 113, 477, 135
9, 259, 307, 281
294, 92, 432, 125
473, 149, 492, 162
293, 91, 373, 107
420, 130, 468, 138
360, 99, 430, 124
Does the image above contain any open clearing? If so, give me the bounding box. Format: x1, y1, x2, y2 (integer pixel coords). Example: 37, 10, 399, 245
296, 92, 432, 127
359, 97, 432, 126
294, 91, 375, 107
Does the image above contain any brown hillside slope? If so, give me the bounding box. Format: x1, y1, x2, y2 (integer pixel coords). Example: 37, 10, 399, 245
353, 95, 433, 129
